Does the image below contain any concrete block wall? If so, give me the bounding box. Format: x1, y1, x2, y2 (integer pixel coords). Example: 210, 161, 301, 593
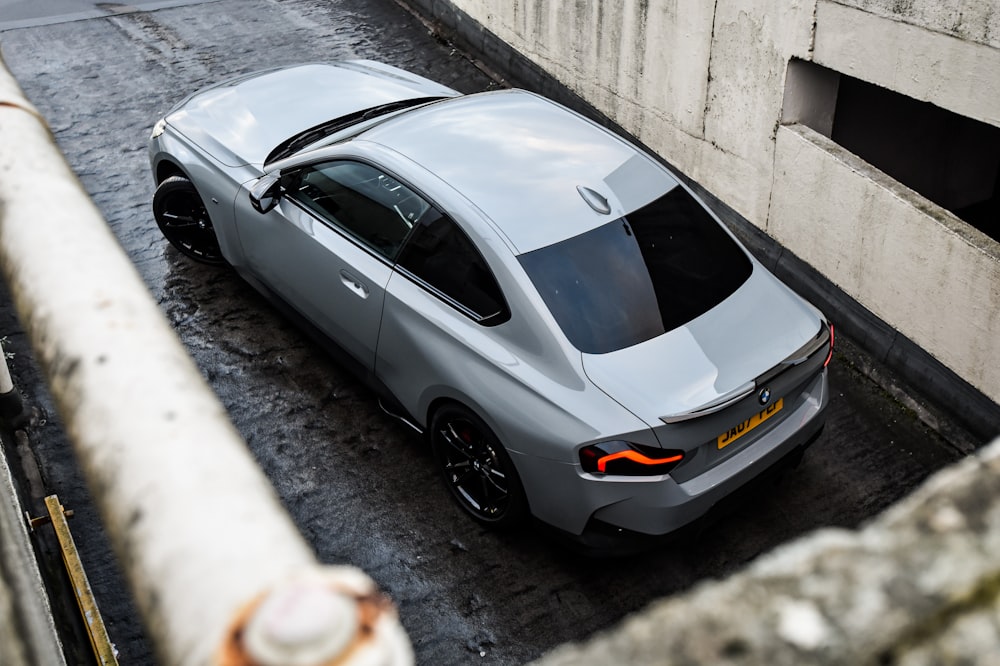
415, 0, 1000, 433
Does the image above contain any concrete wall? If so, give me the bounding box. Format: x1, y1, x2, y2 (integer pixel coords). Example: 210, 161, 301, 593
437, 0, 1000, 413
770, 124, 1000, 407
0, 436, 65, 666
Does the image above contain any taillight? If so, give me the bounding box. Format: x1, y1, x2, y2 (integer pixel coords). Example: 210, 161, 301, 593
824, 323, 835, 368
579, 441, 684, 476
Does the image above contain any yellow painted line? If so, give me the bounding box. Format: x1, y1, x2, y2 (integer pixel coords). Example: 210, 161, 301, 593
44, 495, 119, 666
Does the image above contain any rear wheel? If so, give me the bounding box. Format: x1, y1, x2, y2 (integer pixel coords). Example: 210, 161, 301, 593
430, 405, 528, 528
153, 175, 225, 264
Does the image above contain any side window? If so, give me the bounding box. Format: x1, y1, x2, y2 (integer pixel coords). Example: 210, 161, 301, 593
396, 213, 509, 325
286, 161, 429, 260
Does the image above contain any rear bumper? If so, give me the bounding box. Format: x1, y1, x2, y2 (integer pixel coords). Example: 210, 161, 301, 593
546, 425, 823, 557
512, 369, 828, 539
568, 421, 825, 553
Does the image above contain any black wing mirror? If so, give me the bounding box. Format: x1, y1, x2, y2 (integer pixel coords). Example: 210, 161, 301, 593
249, 174, 282, 213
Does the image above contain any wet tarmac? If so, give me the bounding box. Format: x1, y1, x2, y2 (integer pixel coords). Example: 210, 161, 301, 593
0, 1, 968, 663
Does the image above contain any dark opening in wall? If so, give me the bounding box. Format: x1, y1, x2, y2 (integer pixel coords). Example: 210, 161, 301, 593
782, 59, 1000, 242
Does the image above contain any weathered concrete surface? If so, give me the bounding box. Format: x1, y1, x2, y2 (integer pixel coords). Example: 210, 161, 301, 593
0, 433, 65, 666
437, 0, 1000, 411
0, 0, 978, 663
533, 436, 1000, 665
831, 0, 1000, 49
815, 1, 1000, 126
769, 124, 1000, 403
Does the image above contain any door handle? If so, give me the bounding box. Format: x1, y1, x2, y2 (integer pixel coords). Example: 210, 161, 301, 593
339, 270, 369, 299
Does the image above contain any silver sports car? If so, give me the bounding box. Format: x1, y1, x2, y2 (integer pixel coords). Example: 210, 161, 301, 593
149, 61, 832, 542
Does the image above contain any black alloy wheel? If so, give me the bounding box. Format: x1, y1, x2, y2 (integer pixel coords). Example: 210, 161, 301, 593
153, 175, 226, 264
430, 405, 528, 528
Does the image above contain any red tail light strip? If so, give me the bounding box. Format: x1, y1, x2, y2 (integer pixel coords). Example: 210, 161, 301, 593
597, 449, 683, 473
824, 324, 835, 368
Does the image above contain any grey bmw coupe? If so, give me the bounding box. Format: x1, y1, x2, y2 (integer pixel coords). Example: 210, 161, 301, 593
149, 61, 832, 542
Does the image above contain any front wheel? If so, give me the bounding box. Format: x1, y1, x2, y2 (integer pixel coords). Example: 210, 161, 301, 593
430, 404, 528, 528
153, 175, 225, 264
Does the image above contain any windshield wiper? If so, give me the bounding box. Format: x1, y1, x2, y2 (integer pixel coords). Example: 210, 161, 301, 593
265, 96, 445, 165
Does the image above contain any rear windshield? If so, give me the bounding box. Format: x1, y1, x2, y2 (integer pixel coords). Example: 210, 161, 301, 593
518, 185, 753, 353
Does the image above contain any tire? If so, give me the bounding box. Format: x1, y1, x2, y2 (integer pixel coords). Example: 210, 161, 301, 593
430, 404, 528, 528
152, 175, 226, 264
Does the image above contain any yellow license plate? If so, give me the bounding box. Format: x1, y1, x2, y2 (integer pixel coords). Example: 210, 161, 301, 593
717, 398, 784, 449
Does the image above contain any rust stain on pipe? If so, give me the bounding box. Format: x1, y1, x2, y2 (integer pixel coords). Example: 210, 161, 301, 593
217, 583, 396, 666
0, 100, 46, 123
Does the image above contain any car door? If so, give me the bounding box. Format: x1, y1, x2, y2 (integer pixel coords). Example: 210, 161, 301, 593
376, 210, 511, 421
235, 160, 416, 371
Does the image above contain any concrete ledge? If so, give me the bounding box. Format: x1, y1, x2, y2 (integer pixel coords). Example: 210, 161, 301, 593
769, 123, 1000, 404
531, 436, 1000, 665
829, 0, 1000, 50
399, 0, 1000, 444
767, 124, 1000, 442
815, 0, 1000, 125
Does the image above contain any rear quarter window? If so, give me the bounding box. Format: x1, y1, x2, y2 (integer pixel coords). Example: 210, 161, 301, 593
396, 213, 509, 325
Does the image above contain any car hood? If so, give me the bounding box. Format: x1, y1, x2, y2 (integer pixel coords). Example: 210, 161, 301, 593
581, 265, 823, 428
164, 61, 459, 167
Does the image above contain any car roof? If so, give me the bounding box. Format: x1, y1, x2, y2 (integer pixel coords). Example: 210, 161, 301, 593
355, 90, 677, 254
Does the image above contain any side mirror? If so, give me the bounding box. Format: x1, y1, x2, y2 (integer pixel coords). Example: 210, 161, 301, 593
249, 174, 282, 213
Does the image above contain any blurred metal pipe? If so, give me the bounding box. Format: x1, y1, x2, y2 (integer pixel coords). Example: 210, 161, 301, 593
0, 57, 411, 666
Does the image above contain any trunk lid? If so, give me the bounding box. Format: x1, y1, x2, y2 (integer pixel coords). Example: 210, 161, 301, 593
581, 266, 823, 432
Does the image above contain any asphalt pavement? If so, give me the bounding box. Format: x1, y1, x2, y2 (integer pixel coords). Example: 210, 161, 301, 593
0, 0, 220, 30
0, 1, 970, 663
